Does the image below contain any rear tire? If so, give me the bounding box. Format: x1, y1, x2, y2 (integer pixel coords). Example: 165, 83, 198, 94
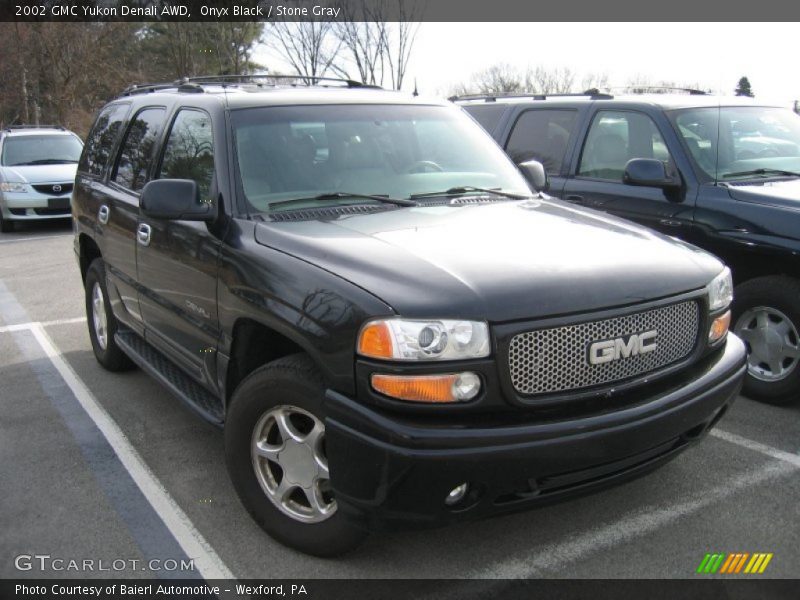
225, 354, 367, 557
732, 276, 800, 405
84, 258, 135, 372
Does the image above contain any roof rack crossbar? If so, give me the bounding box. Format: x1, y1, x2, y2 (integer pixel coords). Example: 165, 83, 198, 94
449, 90, 614, 102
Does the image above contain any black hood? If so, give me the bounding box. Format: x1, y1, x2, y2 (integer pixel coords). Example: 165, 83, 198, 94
254, 200, 724, 322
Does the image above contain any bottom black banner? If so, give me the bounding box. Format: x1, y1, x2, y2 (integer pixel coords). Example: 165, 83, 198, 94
1, 579, 798, 600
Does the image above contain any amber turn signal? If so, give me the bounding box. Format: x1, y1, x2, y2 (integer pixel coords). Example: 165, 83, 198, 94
358, 321, 394, 359
371, 372, 481, 403
709, 310, 731, 343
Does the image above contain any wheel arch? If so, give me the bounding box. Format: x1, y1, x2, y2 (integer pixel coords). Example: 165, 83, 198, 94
78, 233, 102, 283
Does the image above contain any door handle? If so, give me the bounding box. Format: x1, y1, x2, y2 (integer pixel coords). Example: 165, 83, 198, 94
98, 205, 110, 224
137, 223, 152, 247
659, 219, 681, 227
565, 194, 586, 205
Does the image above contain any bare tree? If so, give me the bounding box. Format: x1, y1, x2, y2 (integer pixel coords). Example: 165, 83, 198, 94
581, 71, 609, 92
470, 63, 525, 94
335, 2, 388, 85
329, 1, 422, 90
526, 66, 575, 94
267, 17, 342, 82
382, 2, 422, 90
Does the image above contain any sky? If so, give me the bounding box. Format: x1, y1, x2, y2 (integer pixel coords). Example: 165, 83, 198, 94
254, 22, 800, 106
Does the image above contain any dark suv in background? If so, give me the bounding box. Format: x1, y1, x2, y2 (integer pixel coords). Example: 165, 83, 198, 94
73, 77, 744, 556
459, 91, 800, 404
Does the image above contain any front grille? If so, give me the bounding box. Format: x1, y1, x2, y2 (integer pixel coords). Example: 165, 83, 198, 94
32, 183, 73, 195
508, 300, 700, 395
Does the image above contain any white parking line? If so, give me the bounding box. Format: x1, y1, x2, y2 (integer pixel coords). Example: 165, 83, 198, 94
711, 428, 800, 467
28, 322, 235, 580
0, 317, 86, 333
474, 459, 797, 578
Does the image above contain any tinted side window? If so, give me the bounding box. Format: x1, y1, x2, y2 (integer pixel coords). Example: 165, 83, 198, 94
505, 109, 577, 174
79, 103, 129, 177
464, 105, 508, 135
159, 110, 215, 203
112, 108, 166, 192
578, 110, 671, 181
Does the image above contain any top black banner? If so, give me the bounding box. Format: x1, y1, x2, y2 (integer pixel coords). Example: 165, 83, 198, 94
1, 0, 799, 22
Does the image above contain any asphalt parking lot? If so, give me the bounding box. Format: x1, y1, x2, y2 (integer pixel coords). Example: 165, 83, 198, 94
1, 220, 799, 583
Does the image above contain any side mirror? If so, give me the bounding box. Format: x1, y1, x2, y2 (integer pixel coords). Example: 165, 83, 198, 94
623, 158, 679, 188
140, 179, 212, 221
518, 159, 550, 192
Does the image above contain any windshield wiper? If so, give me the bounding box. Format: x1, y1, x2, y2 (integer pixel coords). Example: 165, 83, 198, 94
410, 186, 530, 200
722, 168, 800, 179
268, 191, 417, 209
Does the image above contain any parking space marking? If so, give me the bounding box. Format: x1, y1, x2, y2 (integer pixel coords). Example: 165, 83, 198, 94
0, 317, 86, 333
474, 459, 797, 578
711, 428, 800, 467
0, 234, 73, 244
29, 322, 235, 580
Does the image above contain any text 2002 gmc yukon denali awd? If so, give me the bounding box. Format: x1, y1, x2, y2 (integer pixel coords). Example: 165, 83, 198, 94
72, 76, 746, 556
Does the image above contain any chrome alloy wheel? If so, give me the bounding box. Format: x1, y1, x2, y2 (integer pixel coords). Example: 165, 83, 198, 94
250, 405, 336, 523
734, 306, 800, 382
91, 282, 108, 351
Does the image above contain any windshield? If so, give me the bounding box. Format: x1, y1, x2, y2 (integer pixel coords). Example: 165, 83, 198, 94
671, 106, 800, 181
1, 134, 83, 167
231, 104, 530, 212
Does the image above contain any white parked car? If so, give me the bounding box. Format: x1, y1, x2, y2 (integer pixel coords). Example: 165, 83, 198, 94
0, 125, 83, 232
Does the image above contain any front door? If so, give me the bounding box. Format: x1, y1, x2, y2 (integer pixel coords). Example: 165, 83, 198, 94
135, 109, 221, 390
562, 109, 695, 239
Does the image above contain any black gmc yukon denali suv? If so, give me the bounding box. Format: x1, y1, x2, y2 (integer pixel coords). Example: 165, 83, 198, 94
73, 77, 746, 556
458, 92, 800, 404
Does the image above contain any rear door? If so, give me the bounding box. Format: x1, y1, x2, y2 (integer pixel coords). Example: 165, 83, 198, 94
74, 102, 145, 331
135, 108, 221, 391
561, 109, 695, 238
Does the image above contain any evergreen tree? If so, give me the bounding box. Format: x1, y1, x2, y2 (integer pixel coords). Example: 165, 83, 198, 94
735, 76, 753, 97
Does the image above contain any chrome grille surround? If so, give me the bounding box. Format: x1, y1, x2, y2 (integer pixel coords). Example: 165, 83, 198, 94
508, 301, 700, 396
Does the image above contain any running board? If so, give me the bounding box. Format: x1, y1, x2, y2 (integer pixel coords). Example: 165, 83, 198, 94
115, 330, 224, 426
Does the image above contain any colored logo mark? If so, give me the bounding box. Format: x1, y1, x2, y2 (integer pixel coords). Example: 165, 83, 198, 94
696, 552, 773, 574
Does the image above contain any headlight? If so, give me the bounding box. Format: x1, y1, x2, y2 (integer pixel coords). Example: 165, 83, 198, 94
358, 318, 490, 361
0, 182, 27, 193
706, 267, 733, 311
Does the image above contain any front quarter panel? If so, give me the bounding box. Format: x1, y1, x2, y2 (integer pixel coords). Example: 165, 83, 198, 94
217, 219, 395, 396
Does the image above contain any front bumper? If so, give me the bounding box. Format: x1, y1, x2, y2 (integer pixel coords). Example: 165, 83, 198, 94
1, 190, 72, 220
324, 335, 746, 530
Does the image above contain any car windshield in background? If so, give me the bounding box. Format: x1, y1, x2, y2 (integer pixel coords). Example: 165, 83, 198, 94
1, 135, 83, 166
231, 104, 530, 212
672, 106, 800, 181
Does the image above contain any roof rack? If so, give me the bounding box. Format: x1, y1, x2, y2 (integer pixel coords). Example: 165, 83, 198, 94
3, 124, 65, 131
121, 74, 379, 97
613, 86, 710, 96
449, 90, 614, 102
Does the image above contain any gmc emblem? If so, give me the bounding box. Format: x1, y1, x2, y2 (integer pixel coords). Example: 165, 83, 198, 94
588, 330, 658, 365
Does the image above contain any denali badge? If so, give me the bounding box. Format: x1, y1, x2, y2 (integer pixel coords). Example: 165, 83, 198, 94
588, 330, 658, 365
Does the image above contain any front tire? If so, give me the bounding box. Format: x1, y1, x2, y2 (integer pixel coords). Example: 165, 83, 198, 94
732, 276, 800, 405
225, 354, 367, 557
84, 258, 135, 372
